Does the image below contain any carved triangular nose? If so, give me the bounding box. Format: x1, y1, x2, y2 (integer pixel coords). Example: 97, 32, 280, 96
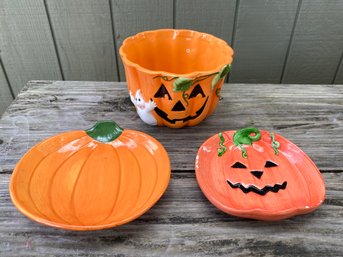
251, 170, 263, 179
172, 100, 186, 111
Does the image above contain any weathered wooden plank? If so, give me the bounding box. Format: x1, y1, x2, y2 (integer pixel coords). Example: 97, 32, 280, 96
111, 0, 173, 80
229, 0, 299, 83
0, 172, 342, 256
46, 0, 119, 81
282, 0, 343, 84
0, 81, 342, 173
0, 0, 62, 95
0, 63, 13, 116
175, 0, 236, 43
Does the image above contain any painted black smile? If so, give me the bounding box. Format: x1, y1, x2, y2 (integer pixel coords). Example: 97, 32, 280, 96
227, 180, 287, 196
154, 97, 209, 124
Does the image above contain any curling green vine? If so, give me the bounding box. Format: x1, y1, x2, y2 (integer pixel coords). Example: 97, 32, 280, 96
237, 144, 247, 159
217, 127, 281, 159
182, 91, 189, 106
218, 132, 227, 157
153, 64, 231, 92
270, 133, 280, 155
153, 75, 179, 82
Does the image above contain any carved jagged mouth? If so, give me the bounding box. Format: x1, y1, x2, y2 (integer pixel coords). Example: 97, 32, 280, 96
154, 97, 208, 124
227, 180, 287, 196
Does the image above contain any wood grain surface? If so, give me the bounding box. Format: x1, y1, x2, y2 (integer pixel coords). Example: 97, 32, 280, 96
0, 81, 342, 256
0, 172, 342, 256
0, 81, 342, 172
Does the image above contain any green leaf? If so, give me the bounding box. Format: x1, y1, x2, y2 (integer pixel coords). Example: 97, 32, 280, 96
211, 73, 221, 90
85, 120, 123, 143
219, 64, 231, 78
173, 77, 193, 92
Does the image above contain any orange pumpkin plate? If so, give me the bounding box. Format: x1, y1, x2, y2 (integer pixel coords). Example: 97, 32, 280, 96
195, 127, 326, 221
10, 121, 170, 230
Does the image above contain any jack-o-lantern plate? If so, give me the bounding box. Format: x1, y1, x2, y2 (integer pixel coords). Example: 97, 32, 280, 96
10, 121, 170, 230
195, 127, 325, 221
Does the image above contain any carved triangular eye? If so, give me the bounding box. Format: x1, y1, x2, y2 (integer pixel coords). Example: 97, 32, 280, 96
154, 84, 172, 100
231, 162, 247, 168
189, 84, 205, 99
265, 161, 278, 168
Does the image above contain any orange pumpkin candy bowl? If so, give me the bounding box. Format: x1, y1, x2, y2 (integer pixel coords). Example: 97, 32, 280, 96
119, 29, 234, 128
9, 121, 170, 230
195, 127, 326, 221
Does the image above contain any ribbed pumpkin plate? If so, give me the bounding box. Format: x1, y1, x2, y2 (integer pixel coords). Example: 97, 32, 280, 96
10, 121, 170, 230
195, 127, 326, 221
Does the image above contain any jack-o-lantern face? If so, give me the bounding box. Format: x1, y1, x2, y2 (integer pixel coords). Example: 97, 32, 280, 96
227, 160, 287, 195
196, 127, 326, 221
125, 63, 231, 128
153, 83, 209, 125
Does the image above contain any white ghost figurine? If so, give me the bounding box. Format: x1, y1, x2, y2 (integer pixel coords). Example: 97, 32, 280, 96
130, 89, 157, 126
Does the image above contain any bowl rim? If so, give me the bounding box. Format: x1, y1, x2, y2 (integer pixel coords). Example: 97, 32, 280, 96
119, 29, 234, 77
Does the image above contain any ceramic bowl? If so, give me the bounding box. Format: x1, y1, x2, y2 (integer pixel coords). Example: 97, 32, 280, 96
10, 121, 170, 230
195, 127, 325, 221
119, 29, 234, 128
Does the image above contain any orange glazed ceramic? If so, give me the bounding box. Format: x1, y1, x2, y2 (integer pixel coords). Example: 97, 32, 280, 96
10, 121, 170, 230
196, 127, 326, 221
119, 29, 234, 128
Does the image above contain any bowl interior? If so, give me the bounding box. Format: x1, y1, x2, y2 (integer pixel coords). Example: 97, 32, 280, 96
10, 132, 171, 230
120, 30, 233, 75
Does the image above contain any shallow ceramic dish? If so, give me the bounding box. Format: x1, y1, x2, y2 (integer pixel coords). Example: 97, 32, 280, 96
119, 29, 234, 128
195, 127, 325, 221
10, 121, 170, 230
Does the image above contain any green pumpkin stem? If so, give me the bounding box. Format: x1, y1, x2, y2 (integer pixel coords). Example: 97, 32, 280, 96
233, 127, 262, 158
85, 121, 123, 143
